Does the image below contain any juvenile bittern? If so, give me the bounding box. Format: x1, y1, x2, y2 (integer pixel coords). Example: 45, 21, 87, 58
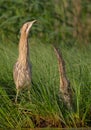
13, 20, 36, 103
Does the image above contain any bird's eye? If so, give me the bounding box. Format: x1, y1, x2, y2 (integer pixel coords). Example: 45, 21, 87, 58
26, 24, 29, 29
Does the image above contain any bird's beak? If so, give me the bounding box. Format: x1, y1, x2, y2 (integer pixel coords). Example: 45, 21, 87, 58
26, 20, 37, 34
29, 20, 37, 27
31, 20, 37, 24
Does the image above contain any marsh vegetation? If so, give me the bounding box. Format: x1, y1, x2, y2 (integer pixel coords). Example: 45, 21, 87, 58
0, 0, 91, 128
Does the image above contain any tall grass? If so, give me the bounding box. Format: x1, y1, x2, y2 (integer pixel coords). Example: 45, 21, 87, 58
0, 0, 91, 128
0, 40, 91, 128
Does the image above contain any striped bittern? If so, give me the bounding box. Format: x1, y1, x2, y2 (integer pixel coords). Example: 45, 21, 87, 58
13, 20, 36, 103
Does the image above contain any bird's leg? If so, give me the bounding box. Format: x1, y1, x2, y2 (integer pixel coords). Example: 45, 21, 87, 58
28, 87, 31, 101
15, 89, 19, 103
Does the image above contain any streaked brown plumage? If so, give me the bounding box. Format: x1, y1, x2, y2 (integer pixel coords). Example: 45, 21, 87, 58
13, 20, 36, 103
53, 46, 72, 110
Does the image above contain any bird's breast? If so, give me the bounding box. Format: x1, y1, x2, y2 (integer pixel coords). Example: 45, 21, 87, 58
13, 61, 31, 89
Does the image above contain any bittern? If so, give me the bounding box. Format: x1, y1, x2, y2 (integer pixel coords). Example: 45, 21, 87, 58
53, 46, 72, 110
13, 20, 36, 103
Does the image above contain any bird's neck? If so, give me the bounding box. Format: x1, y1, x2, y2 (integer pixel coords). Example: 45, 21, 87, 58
18, 33, 30, 63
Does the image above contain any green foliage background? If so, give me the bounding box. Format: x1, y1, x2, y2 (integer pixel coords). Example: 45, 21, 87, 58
0, 0, 91, 45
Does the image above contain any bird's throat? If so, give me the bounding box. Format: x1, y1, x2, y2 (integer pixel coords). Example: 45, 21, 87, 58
18, 33, 30, 64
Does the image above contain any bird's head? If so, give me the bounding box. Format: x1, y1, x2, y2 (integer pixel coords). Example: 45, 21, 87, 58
20, 20, 37, 36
